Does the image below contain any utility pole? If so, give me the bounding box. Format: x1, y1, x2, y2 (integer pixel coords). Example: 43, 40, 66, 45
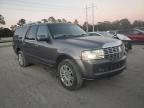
85, 3, 97, 32
85, 5, 88, 33
92, 3, 95, 32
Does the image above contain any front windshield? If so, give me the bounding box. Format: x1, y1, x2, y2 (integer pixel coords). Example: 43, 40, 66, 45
138, 28, 144, 32
48, 24, 87, 39
138, 28, 144, 31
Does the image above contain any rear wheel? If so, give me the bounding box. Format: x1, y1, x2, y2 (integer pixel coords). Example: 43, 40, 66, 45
18, 51, 29, 67
58, 59, 83, 90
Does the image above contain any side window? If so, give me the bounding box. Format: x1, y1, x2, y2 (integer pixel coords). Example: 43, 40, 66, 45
14, 26, 29, 38
14, 28, 20, 36
26, 25, 38, 40
15, 28, 22, 37
37, 25, 49, 38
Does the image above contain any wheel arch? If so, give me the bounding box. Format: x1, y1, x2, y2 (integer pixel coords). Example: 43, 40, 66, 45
56, 54, 75, 68
16, 47, 21, 55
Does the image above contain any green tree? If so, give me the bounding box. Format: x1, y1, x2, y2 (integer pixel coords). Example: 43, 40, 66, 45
48, 16, 57, 23
57, 19, 62, 23
0, 28, 13, 38
133, 20, 144, 27
73, 19, 79, 25
10, 25, 17, 31
37, 21, 42, 24
17, 19, 26, 26
111, 20, 120, 30
0, 14, 6, 39
68, 21, 72, 24
103, 21, 111, 30
82, 21, 90, 32
96, 22, 107, 31
62, 18, 67, 23
41, 19, 48, 23
119, 18, 131, 29
0, 14, 5, 25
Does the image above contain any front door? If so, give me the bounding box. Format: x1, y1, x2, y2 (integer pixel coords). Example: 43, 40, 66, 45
34, 25, 56, 65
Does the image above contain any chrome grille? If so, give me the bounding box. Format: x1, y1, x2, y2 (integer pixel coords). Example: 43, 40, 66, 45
103, 45, 124, 61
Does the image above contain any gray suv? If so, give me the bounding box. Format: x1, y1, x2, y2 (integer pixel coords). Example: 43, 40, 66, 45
13, 23, 127, 90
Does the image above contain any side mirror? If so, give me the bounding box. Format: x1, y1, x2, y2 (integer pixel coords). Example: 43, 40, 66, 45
37, 35, 50, 41
113, 35, 119, 39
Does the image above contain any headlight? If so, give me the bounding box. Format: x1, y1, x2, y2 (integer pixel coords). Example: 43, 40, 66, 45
81, 49, 104, 60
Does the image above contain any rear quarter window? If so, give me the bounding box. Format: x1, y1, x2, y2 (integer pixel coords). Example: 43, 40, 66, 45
14, 26, 29, 38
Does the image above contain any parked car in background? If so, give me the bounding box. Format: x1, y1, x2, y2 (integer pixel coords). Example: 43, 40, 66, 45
135, 27, 144, 33
88, 31, 132, 51
116, 34, 132, 50
13, 23, 127, 90
117, 29, 144, 44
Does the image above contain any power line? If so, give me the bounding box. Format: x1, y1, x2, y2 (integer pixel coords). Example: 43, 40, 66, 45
0, 0, 80, 9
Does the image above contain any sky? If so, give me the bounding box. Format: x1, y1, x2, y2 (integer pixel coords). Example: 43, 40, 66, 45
0, 0, 144, 28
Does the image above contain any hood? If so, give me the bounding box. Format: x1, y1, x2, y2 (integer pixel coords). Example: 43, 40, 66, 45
55, 36, 121, 49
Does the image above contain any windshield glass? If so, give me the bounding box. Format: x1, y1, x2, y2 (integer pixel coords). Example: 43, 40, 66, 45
48, 24, 87, 39
138, 28, 144, 31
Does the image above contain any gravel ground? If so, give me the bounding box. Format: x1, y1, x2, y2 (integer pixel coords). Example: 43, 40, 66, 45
0, 45, 144, 108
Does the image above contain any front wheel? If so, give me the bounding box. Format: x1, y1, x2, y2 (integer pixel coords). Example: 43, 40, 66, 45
58, 59, 83, 90
18, 51, 29, 67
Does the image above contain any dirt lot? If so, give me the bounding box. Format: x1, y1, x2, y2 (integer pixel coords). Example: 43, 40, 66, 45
0, 45, 144, 108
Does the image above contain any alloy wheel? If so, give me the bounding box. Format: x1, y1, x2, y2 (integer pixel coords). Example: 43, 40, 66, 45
60, 64, 74, 87
18, 53, 23, 66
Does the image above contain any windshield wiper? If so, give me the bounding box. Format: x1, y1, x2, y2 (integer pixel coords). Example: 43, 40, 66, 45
54, 34, 74, 39
54, 34, 87, 39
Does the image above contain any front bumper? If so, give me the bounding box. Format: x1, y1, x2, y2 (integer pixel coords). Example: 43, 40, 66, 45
76, 56, 127, 80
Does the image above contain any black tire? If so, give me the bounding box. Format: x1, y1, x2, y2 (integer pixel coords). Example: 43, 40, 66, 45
58, 59, 83, 90
125, 42, 132, 51
18, 51, 29, 67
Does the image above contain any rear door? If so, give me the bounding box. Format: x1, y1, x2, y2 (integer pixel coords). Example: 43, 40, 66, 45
13, 26, 29, 52
23, 25, 38, 59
